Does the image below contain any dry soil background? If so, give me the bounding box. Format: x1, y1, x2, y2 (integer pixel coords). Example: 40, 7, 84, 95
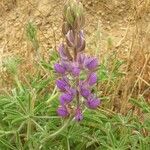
0, 0, 150, 101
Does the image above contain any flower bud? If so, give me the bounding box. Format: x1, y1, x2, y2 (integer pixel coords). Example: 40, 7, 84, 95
62, 22, 70, 35
85, 57, 98, 70
77, 53, 85, 67
54, 63, 66, 74
65, 87, 76, 96
86, 97, 100, 109
74, 13, 85, 30
76, 31, 85, 52
78, 2, 84, 16
57, 106, 69, 117
66, 30, 75, 47
71, 63, 80, 76
75, 107, 83, 121
80, 86, 91, 98
60, 92, 74, 105
58, 43, 73, 61
66, 6, 75, 26
88, 72, 97, 86
56, 78, 69, 91
66, 30, 85, 51
58, 44, 68, 60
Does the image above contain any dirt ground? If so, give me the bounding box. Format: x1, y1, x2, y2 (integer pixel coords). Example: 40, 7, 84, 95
0, 0, 150, 98
0, 0, 135, 59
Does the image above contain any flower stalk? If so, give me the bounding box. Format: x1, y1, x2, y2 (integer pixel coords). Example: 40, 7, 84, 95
54, 0, 101, 121
41, 117, 72, 143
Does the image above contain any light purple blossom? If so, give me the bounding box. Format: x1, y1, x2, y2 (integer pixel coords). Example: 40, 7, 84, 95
54, 0, 101, 121
54, 63, 66, 74
57, 106, 69, 117
75, 108, 83, 121
56, 78, 69, 91
86, 97, 100, 109
88, 72, 97, 86
60, 92, 74, 105
85, 57, 98, 70
80, 86, 91, 98
71, 63, 80, 76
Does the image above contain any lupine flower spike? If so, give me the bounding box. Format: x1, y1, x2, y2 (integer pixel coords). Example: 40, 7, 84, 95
54, 0, 101, 121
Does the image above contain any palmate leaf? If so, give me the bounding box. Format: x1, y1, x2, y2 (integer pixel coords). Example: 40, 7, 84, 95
15, 131, 23, 150
98, 64, 109, 82
143, 113, 150, 131
0, 95, 12, 106
0, 138, 17, 150
33, 101, 47, 114
118, 135, 130, 149
40, 60, 53, 71
11, 116, 27, 125
130, 98, 150, 113
3, 56, 21, 75
3, 113, 27, 125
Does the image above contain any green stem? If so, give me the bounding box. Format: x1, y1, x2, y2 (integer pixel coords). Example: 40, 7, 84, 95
0, 131, 16, 138
26, 90, 35, 150
27, 118, 32, 150
41, 118, 72, 143
67, 137, 70, 150
46, 86, 58, 105
14, 75, 23, 92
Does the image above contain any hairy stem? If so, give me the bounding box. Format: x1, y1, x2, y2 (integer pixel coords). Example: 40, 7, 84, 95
41, 118, 72, 143
14, 75, 23, 92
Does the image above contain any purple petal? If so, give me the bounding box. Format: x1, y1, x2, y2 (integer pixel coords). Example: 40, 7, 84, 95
80, 86, 91, 98
56, 78, 69, 91
61, 61, 71, 72
57, 106, 69, 117
60, 92, 74, 105
88, 73, 97, 86
58, 43, 68, 60
85, 57, 98, 70
65, 87, 76, 96
54, 63, 66, 74
86, 98, 100, 109
75, 108, 83, 121
71, 63, 80, 76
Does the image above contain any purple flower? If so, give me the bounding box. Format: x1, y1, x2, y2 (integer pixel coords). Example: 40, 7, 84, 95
54, 1, 101, 121
75, 108, 83, 121
71, 63, 80, 76
61, 61, 71, 72
56, 78, 69, 91
85, 57, 98, 70
80, 86, 91, 98
57, 106, 69, 117
54, 63, 66, 74
86, 97, 100, 109
88, 73, 97, 86
66, 87, 76, 96
60, 92, 74, 105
